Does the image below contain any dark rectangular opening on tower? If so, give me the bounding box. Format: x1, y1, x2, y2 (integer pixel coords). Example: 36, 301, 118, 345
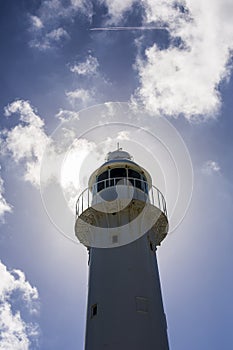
91, 303, 98, 318
97, 171, 109, 192
128, 169, 143, 191
110, 168, 127, 179
135, 297, 149, 313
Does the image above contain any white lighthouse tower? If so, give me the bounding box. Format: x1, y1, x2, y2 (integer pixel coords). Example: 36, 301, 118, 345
75, 148, 169, 350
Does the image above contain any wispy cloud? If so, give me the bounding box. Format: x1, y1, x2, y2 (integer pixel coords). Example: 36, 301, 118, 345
30, 27, 69, 50
116, 131, 130, 140
55, 109, 80, 122
202, 160, 221, 175
28, 0, 92, 50
68, 54, 111, 103
70, 55, 99, 77
0, 260, 40, 349
46, 27, 69, 42
29, 15, 44, 30
66, 88, 94, 107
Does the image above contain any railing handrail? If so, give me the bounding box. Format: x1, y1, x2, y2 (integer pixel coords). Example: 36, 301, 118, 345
75, 178, 167, 218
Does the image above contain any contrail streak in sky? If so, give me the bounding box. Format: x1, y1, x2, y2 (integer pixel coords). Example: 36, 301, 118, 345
90, 26, 167, 31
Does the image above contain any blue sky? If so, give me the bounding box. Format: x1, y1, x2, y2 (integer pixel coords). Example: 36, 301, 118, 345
0, 1, 233, 349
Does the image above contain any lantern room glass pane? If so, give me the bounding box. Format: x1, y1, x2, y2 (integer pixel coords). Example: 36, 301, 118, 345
128, 169, 140, 179
97, 170, 108, 192
109, 168, 126, 187
97, 171, 108, 181
95, 167, 148, 194
110, 168, 127, 178
128, 169, 141, 190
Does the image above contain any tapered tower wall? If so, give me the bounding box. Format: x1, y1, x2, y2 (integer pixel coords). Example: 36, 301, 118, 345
75, 149, 169, 350
85, 232, 169, 350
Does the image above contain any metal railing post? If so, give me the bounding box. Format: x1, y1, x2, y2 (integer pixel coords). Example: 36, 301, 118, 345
151, 187, 155, 206
158, 191, 161, 210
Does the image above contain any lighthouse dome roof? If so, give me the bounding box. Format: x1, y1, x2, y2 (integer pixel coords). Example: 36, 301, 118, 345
106, 149, 132, 161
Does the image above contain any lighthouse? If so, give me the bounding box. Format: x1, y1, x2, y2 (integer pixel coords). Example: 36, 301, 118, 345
75, 148, 169, 350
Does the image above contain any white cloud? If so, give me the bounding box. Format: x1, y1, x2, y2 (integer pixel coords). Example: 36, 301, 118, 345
141, 0, 188, 25
116, 131, 130, 140
30, 27, 69, 50
0, 260, 40, 349
100, 0, 137, 23
2, 100, 92, 196
30, 15, 43, 30
2, 100, 95, 199
133, 0, 233, 120
70, 0, 90, 11
4, 100, 44, 128
70, 55, 99, 76
101, 0, 233, 120
33, 0, 91, 22
0, 171, 12, 222
28, 0, 92, 50
3, 100, 50, 188
29, 40, 49, 51
66, 88, 93, 107
55, 109, 79, 122
46, 27, 69, 41
202, 160, 221, 175
69, 55, 111, 100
